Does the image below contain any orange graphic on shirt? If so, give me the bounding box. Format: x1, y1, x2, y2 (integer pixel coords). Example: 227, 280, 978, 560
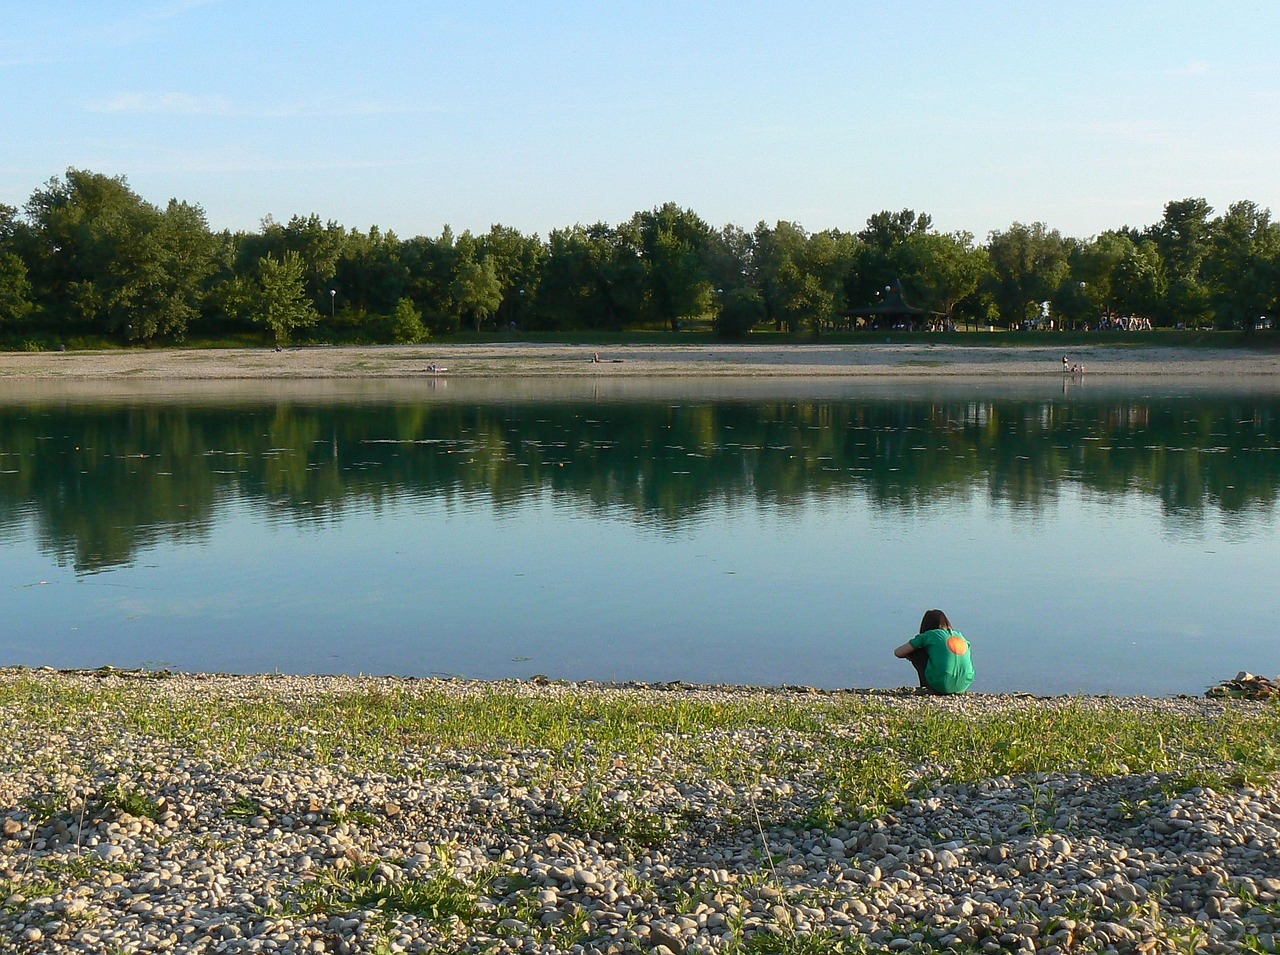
947, 635, 969, 655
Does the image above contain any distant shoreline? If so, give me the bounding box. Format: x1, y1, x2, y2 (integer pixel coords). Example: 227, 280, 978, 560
1, 341, 1279, 382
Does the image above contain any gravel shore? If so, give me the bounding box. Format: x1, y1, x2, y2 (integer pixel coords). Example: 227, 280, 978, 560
1, 341, 1279, 381
2, 670, 1277, 954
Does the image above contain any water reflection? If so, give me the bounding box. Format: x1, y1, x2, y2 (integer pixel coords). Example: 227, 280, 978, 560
3, 381, 1279, 694
1, 388, 1278, 572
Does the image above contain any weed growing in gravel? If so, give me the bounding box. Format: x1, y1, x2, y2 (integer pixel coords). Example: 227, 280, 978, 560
18, 791, 68, 827
0, 876, 61, 911
1018, 781, 1062, 836
1237, 935, 1280, 954
38, 855, 136, 880
223, 795, 263, 819
1114, 792, 1162, 824
330, 807, 381, 828
554, 782, 678, 852
722, 928, 874, 953
290, 862, 483, 924
101, 781, 162, 820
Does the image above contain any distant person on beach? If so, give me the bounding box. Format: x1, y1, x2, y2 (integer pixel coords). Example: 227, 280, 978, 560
894, 609, 974, 694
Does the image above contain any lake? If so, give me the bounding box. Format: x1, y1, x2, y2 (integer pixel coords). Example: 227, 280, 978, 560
2, 376, 1278, 696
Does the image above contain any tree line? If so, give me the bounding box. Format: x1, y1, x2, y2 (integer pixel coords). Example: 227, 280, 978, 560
1, 168, 1277, 346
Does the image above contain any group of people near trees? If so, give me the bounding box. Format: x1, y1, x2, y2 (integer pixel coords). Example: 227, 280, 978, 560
1, 169, 1277, 347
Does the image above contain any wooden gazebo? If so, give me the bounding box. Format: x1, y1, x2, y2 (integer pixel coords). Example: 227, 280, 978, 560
843, 279, 943, 330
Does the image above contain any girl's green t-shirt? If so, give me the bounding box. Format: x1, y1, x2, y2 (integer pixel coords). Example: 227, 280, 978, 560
909, 627, 974, 694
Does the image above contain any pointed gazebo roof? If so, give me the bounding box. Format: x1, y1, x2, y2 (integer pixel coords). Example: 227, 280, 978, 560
844, 279, 941, 320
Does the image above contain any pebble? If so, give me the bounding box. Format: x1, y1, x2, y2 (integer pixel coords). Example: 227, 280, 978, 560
0, 670, 1276, 954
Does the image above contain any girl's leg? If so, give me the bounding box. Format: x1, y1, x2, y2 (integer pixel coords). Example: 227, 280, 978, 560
906, 648, 930, 688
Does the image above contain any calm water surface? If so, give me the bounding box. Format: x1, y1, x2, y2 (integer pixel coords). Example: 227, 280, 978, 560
3, 377, 1278, 695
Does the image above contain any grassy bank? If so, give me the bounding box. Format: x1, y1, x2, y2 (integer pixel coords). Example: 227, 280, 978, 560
4, 672, 1280, 954
5, 672, 1278, 821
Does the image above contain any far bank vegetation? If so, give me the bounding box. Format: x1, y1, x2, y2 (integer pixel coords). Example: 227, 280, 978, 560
1, 170, 1278, 349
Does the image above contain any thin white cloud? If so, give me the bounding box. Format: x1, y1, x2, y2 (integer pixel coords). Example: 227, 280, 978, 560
90, 92, 236, 115
95, 0, 224, 48
0, 53, 53, 68
87, 91, 432, 118
1, 0, 221, 68
127, 156, 411, 175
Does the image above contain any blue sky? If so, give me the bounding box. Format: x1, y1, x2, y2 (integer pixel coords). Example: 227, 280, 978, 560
3, 1, 1277, 240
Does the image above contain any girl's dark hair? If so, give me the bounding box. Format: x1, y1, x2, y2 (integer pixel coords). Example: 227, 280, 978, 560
919, 609, 952, 633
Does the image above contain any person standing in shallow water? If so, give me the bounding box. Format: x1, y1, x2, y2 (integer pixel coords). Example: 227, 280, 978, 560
894, 609, 974, 694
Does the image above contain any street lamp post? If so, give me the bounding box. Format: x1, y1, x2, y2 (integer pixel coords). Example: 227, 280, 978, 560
329, 289, 336, 319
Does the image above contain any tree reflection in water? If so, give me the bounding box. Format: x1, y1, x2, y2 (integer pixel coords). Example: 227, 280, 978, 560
0, 393, 1276, 573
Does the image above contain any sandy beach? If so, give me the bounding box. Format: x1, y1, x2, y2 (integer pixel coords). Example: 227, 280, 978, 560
0, 341, 1278, 381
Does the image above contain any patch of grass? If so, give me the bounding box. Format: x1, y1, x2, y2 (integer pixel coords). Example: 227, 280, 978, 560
330, 807, 381, 828
224, 795, 264, 819
19, 791, 69, 827
38, 855, 136, 880
102, 782, 162, 820
0, 877, 63, 911
725, 928, 877, 953
289, 863, 483, 924
554, 783, 679, 852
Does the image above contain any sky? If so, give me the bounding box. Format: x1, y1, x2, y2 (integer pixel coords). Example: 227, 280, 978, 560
3, 1, 1278, 242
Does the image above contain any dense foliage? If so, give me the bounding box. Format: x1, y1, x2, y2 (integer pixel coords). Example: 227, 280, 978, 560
1, 169, 1278, 346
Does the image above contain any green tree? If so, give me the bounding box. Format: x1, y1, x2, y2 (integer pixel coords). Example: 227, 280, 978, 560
0, 207, 33, 323
389, 296, 428, 343
1148, 198, 1214, 327
0, 251, 32, 323
1112, 238, 1168, 321
775, 261, 833, 336
334, 225, 407, 320
1064, 231, 1134, 323
452, 242, 504, 332
401, 228, 461, 335
845, 209, 932, 309
1203, 200, 1280, 330
480, 224, 546, 330
537, 223, 645, 331
706, 223, 753, 296
142, 199, 219, 340
22, 169, 215, 340
983, 222, 1071, 326
713, 287, 765, 338
235, 213, 346, 315
254, 251, 319, 345
750, 221, 811, 330
899, 231, 989, 320
632, 203, 715, 331
798, 229, 857, 336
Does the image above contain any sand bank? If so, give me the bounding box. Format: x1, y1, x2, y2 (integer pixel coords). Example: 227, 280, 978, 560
0, 341, 1278, 381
